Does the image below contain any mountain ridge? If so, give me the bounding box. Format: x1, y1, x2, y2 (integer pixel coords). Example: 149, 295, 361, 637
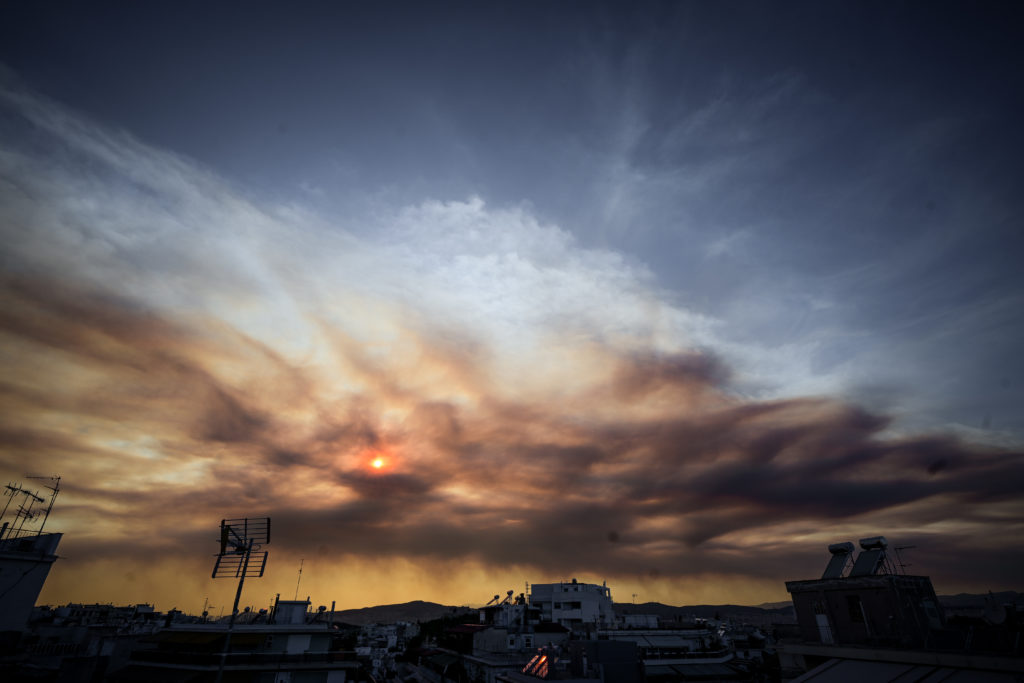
329, 591, 1021, 625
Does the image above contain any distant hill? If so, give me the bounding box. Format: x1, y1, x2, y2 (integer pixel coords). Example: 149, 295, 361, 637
330, 600, 476, 625
327, 591, 1021, 626
938, 591, 1021, 608
615, 601, 796, 622
329, 599, 794, 626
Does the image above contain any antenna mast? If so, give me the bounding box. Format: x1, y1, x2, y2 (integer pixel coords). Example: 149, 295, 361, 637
212, 517, 270, 683
294, 559, 304, 600
893, 545, 916, 575
26, 475, 60, 535
11, 489, 44, 537
2, 483, 26, 522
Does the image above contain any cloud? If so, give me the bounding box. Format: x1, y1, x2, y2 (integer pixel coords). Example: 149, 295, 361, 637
1, 83, 1022, 611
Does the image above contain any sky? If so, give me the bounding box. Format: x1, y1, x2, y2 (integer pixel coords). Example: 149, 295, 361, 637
0, 1, 1022, 613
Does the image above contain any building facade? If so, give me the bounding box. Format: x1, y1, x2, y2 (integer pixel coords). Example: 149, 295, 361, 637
113, 599, 360, 682
528, 579, 615, 631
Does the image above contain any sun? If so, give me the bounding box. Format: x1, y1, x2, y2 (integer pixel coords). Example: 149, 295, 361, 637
364, 447, 394, 472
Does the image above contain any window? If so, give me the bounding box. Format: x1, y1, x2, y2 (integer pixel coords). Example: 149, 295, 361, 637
922, 599, 941, 628
846, 595, 865, 623
813, 600, 834, 644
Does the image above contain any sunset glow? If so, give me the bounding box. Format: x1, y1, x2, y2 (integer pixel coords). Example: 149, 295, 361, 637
1, 3, 1021, 615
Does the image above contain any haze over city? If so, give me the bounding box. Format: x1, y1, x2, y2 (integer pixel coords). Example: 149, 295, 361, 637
0, 2, 1021, 615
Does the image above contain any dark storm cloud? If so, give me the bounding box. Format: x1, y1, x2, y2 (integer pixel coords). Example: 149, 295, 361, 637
204, 376, 1024, 580
612, 350, 730, 400
1, 246, 1020, 597
0, 275, 179, 366
3, 262, 1021, 593
0, 276, 267, 445
337, 470, 437, 499
232, 404, 1024, 581
200, 385, 268, 443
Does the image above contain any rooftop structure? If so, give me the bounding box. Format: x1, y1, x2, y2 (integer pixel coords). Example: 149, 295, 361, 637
112, 596, 360, 682
0, 477, 62, 633
785, 536, 944, 650
780, 535, 1024, 681
528, 579, 615, 632
432, 581, 751, 682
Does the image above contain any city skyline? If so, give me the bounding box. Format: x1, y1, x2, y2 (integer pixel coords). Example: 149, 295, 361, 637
1, 2, 1022, 613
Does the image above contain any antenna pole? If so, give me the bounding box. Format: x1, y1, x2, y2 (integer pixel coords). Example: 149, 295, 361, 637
26, 475, 60, 535
12, 489, 44, 537
894, 545, 916, 575
215, 538, 253, 683
211, 517, 269, 683
294, 559, 304, 600
1, 483, 24, 523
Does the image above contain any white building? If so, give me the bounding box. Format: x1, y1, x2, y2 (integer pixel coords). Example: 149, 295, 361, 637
528, 579, 615, 631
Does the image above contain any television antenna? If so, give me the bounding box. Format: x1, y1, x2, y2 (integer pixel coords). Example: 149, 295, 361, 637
1, 482, 44, 540
25, 475, 61, 535
212, 517, 270, 683
893, 545, 916, 575
294, 558, 304, 600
